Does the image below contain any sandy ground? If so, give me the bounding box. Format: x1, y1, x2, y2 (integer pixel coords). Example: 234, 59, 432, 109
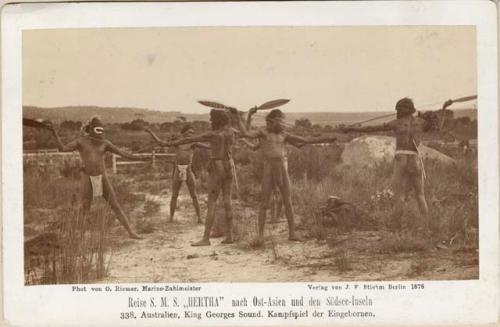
101, 189, 479, 283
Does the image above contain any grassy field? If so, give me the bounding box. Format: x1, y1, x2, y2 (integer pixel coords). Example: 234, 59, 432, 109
23, 131, 478, 283
232, 144, 478, 247
23, 164, 146, 284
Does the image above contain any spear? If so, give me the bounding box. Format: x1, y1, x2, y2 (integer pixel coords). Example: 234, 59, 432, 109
346, 94, 477, 128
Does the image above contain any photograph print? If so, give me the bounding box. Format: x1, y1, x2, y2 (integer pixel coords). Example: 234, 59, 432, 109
22, 26, 478, 285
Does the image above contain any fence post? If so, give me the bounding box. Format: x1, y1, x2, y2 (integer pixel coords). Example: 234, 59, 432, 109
112, 154, 117, 174
152, 150, 156, 168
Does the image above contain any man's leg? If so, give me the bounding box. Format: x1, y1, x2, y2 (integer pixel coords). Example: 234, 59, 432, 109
258, 163, 273, 240
269, 191, 277, 222
80, 173, 93, 216
221, 174, 234, 244
186, 168, 202, 223
276, 194, 283, 220
270, 189, 283, 223
170, 169, 182, 222
409, 157, 430, 230
102, 174, 142, 239
192, 172, 221, 246
277, 162, 300, 241
390, 156, 408, 232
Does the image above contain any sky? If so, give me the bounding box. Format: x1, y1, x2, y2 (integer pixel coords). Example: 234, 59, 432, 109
23, 26, 476, 113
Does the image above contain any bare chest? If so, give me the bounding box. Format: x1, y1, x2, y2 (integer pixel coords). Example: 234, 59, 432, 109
79, 139, 107, 158
262, 132, 286, 145
176, 143, 193, 153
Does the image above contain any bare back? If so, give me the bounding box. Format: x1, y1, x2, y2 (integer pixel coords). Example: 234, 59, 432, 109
389, 116, 426, 151
209, 126, 235, 160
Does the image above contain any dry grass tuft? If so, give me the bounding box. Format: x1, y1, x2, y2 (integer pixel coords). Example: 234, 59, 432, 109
334, 249, 352, 272
23, 166, 145, 284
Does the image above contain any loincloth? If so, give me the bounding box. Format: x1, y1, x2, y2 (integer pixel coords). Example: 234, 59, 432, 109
394, 149, 426, 181
176, 164, 189, 182
86, 174, 104, 198
395, 150, 418, 156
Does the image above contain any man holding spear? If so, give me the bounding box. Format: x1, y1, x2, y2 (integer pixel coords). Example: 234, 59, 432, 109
340, 98, 429, 233
158, 109, 239, 246
339, 95, 477, 234
28, 116, 148, 239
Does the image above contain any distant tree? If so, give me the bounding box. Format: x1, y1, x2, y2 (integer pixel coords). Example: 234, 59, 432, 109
172, 120, 183, 132
60, 120, 82, 131
120, 118, 148, 131
295, 118, 312, 129
192, 120, 210, 132
160, 122, 174, 132
455, 116, 471, 125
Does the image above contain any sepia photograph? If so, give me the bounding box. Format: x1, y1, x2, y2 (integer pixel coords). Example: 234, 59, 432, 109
22, 25, 479, 284
2, 1, 498, 326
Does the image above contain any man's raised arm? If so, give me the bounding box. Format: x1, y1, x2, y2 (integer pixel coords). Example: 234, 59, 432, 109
228, 108, 261, 139
168, 132, 214, 146
193, 142, 211, 150
245, 107, 258, 131
144, 128, 170, 146
238, 138, 260, 151
340, 121, 394, 133
105, 141, 149, 161
48, 123, 79, 152
285, 133, 337, 145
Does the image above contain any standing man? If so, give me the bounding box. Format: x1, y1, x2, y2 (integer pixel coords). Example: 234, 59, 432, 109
238, 138, 284, 223
144, 124, 209, 224
240, 109, 306, 223
163, 110, 238, 246
48, 116, 147, 239
340, 98, 430, 232
236, 108, 336, 243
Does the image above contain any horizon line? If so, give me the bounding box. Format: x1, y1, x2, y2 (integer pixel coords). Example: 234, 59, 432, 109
23, 104, 476, 114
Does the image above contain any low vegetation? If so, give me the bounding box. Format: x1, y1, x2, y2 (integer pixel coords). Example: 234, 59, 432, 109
23, 111, 478, 283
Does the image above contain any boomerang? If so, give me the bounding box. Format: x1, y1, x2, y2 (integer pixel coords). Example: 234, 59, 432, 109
198, 99, 290, 112
439, 94, 477, 130
23, 118, 52, 130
